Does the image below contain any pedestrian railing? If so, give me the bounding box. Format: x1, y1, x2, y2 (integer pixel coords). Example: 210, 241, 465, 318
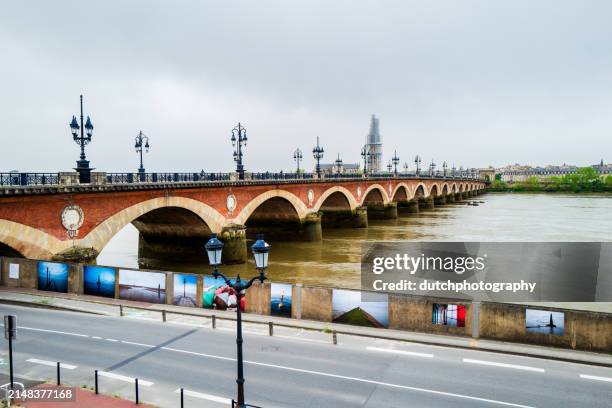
0, 172, 60, 186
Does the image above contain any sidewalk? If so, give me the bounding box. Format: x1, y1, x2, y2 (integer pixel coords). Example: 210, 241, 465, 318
1, 287, 611, 368
17, 384, 155, 408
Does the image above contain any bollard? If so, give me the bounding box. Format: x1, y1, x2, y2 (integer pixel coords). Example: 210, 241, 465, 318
119, 305, 124, 317
94, 370, 98, 394
57, 362, 60, 385
135, 378, 139, 404
180, 387, 184, 408
332, 330, 337, 345
162, 310, 166, 322
269, 321, 274, 336
212, 314, 216, 329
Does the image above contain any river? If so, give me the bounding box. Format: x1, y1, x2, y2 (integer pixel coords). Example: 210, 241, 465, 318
97, 193, 612, 289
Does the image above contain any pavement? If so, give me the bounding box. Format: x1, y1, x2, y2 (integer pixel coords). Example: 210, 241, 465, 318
0, 294, 610, 407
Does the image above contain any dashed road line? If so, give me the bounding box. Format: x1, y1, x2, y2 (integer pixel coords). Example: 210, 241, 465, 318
20, 326, 88, 338
366, 346, 434, 358
97, 371, 153, 386
174, 388, 231, 404
579, 374, 612, 383
463, 358, 545, 373
27, 358, 77, 370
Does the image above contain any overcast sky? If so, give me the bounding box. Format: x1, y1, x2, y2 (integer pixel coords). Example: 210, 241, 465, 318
1, 0, 611, 173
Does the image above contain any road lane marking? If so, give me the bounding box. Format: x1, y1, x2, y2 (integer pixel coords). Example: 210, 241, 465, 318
20, 326, 88, 338
121, 340, 155, 348
366, 346, 434, 358
27, 358, 77, 370
92, 336, 103, 340
161, 347, 235, 362
579, 374, 612, 383
174, 388, 231, 404
463, 358, 545, 373
97, 371, 153, 386
106, 338, 119, 342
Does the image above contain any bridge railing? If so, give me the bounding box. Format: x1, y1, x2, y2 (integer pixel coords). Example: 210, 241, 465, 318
0, 172, 60, 186
105, 172, 232, 184
251, 172, 314, 180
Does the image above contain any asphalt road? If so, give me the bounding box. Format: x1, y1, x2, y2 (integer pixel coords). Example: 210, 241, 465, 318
0, 304, 610, 408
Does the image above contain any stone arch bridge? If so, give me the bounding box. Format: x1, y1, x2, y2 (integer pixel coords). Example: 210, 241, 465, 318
0, 177, 485, 264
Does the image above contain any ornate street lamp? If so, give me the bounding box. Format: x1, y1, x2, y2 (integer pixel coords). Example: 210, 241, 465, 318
134, 131, 150, 176
403, 162, 409, 173
442, 161, 448, 178
387, 161, 393, 173
414, 155, 422, 176
361, 145, 372, 176
392, 150, 400, 176
69, 95, 94, 183
205, 233, 270, 408
231, 123, 248, 180
334, 153, 343, 175
429, 159, 436, 176
312, 136, 324, 177
293, 148, 303, 174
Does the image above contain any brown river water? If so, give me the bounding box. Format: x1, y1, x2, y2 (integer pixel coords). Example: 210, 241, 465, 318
96, 193, 612, 290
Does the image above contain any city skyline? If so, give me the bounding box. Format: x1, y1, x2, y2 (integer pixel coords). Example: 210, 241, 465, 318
2, 1, 611, 172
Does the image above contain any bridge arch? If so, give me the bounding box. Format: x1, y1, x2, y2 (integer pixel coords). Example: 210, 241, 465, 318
441, 183, 449, 196
313, 186, 358, 212
391, 183, 410, 202
233, 190, 309, 226
413, 183, 427, 199
361, 184, 390, 205
80, 196, 226, 255
429, 183, 440, 197
0, 220, 63, 259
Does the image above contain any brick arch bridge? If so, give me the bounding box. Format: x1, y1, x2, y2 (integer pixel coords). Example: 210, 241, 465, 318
0, 177, 485, 264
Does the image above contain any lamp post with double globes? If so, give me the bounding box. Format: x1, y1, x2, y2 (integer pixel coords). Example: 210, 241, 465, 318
312, 137, 324, 178
231, 123, 248, 180
205, 234, 270, 408
69, 95, 94, 183
134, 131, 150, 178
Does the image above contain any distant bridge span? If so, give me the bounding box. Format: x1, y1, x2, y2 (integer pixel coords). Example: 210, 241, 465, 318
0, 177, 485, 264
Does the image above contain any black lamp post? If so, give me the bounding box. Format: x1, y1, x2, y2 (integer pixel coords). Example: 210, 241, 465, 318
312, 137, 324, 177
414, 155, 422, 176
361, 145, 371, 176
429, 159, 436, 176
403, 162, 409, 174
442, 161, 448, 178
69, 95, 94, 183
293, 148, 303, 174
134, 131, 150, 177
334, 153, 343, 175
205, 233, 270, 408
392, 150, 400, 176
231, 123, 248, 180
387, 161, 393, 173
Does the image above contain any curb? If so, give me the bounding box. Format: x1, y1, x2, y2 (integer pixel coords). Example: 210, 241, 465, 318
0, 298, 110, 316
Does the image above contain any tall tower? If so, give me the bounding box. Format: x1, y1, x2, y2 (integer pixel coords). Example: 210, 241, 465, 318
366, 114, 383, 173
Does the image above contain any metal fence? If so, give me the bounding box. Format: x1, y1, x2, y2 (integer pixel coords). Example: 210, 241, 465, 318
106, 172, 232, 184
0, 172, 60, 186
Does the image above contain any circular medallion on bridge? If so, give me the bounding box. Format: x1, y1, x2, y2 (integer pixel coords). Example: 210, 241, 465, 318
226, 194, 237, 213
60, 205, 84, 231
307, 189, 315, 206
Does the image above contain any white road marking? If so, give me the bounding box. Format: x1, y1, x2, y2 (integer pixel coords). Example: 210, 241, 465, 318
366, 346, 434, 358
106, 338, 119, 342
174, 388, 231, 404
20, 326, 88, 338
463, 358, 545, 373
121, 340, 155, 348
161, 347, 234, 362
97, 371, 153, 386
27, 358, 77, 370
92, 336, 103, 340
579, 374, 612, 383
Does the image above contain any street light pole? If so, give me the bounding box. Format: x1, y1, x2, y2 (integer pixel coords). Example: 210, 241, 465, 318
429, 159, 436, 176
134, 131, 150, 176
361, 145, 371, 176
442, 161, 448, 178
392, 150, 400, 176
334, 153, 343, 175
205, 234, 270, 408
312, 137, 324, 178
69, 95, 94, 183
231, 123, 248, 180
293, 148, 303, 174
414, 155, 422, 176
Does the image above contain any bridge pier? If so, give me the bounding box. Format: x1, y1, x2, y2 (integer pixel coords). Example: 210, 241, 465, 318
321, 207, 368, 228
418, 196, 434, 210
247, 212, 322, 242
397, 199, 419, 214
219, 225, 247, 264
445, 194, 455, 203
52, 247, 98, 264
433, 195, 446, 205
455, 192, 464, 201
365, 202, 398, 220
